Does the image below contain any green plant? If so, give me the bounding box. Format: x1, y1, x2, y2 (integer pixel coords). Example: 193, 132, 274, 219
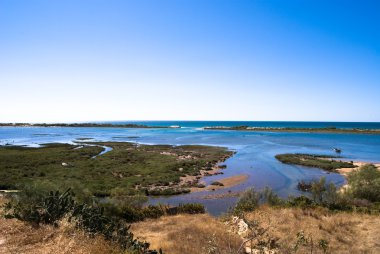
347, 164, 380, 202
261, 186, 284, 206
234, 188, 260, 214
5, 188, 75, 226
293, 231, 329, 253
210, 181, 224, 186
5, 188, 162, 253
177, 203, 206, 214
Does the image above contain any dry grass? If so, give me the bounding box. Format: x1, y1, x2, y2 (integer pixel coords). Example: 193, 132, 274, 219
0, 195, 122, 254
244, 206, 380, 253
0, 217, 123, 254
131, 214, 244, 254
2, 192, 380, 254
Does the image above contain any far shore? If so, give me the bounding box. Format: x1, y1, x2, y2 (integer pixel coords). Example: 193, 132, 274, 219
0, 123, 170, 129
204, 126, 380, 135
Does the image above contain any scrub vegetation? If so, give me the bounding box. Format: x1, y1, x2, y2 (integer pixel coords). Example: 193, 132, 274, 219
2, 144, 380, 253
0, 142, 232, 197
275, 153, 356, 171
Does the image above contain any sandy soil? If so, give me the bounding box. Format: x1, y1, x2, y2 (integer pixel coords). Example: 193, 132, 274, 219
191, 174, 249, 192
336, 161, 380, 177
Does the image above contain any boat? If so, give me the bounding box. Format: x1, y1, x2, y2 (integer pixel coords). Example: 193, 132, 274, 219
333, 148, 342, 153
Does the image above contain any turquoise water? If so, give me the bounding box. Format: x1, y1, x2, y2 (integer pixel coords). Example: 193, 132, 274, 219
1, 121, 380, 215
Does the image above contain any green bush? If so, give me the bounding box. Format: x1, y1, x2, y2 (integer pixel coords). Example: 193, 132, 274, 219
347, 164, 380, 202
5, 188, 161, 253
142, 205, 165, 219
5, 188, 75, 226
287, 196, 315, 208
234, 188, 260, 214
210, 181, 224, 186
261, 187, 284, 206
146, 188, 190, 196
177, 203, 206, 214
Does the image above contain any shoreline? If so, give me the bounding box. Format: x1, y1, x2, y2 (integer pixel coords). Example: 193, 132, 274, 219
204, 126, 380, 135
190, 174, 249, 193
333, 161, 380, 191
0, 123, 170, 129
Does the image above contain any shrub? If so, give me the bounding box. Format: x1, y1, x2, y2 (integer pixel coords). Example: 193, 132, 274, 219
210, 181, 224, 186
261, 187, 284, 206
347, 164, 380, 202
287, 196, 315, 208
121, 205, 144, 222
5, 188, 75, 226
311, 177, 327, 203
5, 188, 161, 253
142, 205, 165, 219
177, 203, 206, 214
234, 188, 260, 214
146, 188, 190, 196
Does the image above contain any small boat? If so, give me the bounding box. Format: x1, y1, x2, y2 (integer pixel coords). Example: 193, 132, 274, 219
333, 148, 342, 153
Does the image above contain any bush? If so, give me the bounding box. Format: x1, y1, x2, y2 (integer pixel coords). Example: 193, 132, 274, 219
5, 188, 161, 253
210, 181, 224, 186
142, 205, 165, 219
146, 188, 190, 196
5, 188, 75, 226
347, 164, 380, 202
261, 187, 284, 206
234, 188, 260, 214
177, 203, 206, 214
287, 196, 315, 208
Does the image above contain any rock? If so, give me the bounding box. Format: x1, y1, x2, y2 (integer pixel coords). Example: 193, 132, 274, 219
237, 219, 249, 236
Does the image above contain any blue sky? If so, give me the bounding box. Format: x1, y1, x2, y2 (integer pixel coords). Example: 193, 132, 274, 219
1, 0, 379, 122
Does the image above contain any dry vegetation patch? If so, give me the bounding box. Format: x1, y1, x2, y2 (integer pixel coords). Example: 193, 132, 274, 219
0, 217, 122, 254
131, 214, 243, 254
244, 206, 380, 253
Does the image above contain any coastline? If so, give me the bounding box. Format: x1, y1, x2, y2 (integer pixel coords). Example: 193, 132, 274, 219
190, 174, 249, 193
0, 123, 170, 129
204, 126, 380, 135
334, 161, 380, 191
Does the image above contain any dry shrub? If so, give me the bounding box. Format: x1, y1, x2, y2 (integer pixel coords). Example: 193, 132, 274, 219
131, 214, 243, 254
0, 216, 123, 254
244, 206, 380, 253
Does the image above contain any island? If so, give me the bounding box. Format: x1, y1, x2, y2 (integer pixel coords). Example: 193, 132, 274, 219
275, 153, 356, 172
204, 126, 380, 134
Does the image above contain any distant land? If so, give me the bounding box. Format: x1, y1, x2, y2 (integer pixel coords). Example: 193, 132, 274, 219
0, 123, 173, 128
204, 125, 380, 135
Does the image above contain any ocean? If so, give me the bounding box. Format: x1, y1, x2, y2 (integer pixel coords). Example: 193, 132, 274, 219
1, 121, 380, 215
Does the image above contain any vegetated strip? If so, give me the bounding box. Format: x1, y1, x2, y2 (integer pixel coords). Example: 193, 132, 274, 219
275, 153, 356, 172
0, 123, 169, 128
204, 126, 380, 134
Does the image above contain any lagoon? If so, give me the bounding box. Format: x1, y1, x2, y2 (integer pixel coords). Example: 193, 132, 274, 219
1, 121, 380, 215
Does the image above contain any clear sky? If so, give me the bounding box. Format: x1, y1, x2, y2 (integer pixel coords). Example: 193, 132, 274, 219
1, 0, 379, 122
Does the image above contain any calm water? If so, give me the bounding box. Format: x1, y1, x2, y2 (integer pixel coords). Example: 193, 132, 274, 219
1, 121, 380, 215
